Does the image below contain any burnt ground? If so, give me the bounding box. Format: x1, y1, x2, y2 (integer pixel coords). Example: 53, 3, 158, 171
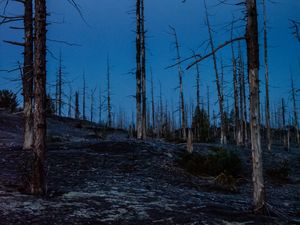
0, 110, 299, 225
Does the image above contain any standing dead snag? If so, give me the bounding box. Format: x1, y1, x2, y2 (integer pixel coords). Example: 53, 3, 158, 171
187, 128, 193, 153
32, 0, 47, 195
204, 0, 226, 145
263, 0, 271, 151
75, 91, 80, 119
150, 68, 155, 137
82, 73, 86, 120
136, 0, 142, 139
23, 0, 34, 150
246, 0, 265, 211
170, 26, 186, 140
141, 0, 147, 139
106, 57, 112, 127
291, 75, 299, 146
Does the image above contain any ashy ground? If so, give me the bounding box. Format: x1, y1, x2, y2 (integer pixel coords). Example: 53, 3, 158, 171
0, 110, 299, 225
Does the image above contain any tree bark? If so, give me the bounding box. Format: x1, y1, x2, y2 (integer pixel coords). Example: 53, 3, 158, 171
204, 0, 226, 145
136, 0, 142, 139
107, 57, 112, 127
150, 69, 155, 137
82, 73, 86, 120
246, 0, 265, 212
141, 0, 147, 139
32, 0, 47, 195
291, 76, 299, 146
23, 0, 34, 150
170, 27, 186, 140
75, 91, 80, 119
263, 0, 271, 151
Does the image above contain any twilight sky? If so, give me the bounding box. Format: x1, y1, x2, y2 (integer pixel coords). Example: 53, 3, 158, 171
0, 0, 299, 125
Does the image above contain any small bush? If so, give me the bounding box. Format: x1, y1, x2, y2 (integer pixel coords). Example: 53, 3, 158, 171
266, 160, 290, 180
214, 172, 237, 191
178, 149, 242, 177
0, 90, 18, 112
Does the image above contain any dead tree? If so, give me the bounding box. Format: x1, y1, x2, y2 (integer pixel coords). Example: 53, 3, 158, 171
90, 88, 96, 123
204, 0, 226, 144
55, 51, 63, 116
246, 0, 265, 211
135, 0, 142, 139
193, 51, 200, 109
263, 0, 271, 151
75, 91, 80, 119
68, 86, 72, 118
82, 73, 86, 120
141, 0, 147, 139
150, 68, 155, 137
291, 75, 299, 145
23, 0, 34, 150
170, 26, 186, 140
32, 0, 47, 195
231, 22, 241, 145
207, 85, 210, 139
98, 86, 102, 124
183, 0, 265, 212
281, 98, 288, 149
106, 57, 112, 127
232, 46, 240, 145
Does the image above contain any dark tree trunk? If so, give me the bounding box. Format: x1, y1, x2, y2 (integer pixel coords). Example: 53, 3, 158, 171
263, 0, 271, 151
23, 0, 34, 150
75, 91, 80, 119
107, 57, 112, 127
204, 0, 226, 144
246, 0, 265, 212
32, 0, 47, 195
136, 0, 142, 139
141, 0, 147, 139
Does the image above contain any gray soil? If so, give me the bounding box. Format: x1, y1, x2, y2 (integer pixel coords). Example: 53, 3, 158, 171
0, 110, 299, 225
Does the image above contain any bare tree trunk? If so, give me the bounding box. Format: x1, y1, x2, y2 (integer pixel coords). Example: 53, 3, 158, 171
193, 52, 200, 109
90, 88, 96, 123
204, 0, 226, 145
246, 0, 265, 212
187, 128, 193, 153
231, 22, 241, 145
98, 86, 102, 124
82, 73, 86, 120
281, 98, 288, 149
75, 91, 80, 119
58, 51, 62, 116
150, 68, 155, 137
68, 86, 72, 118
141, 0, 147, 139
136, 0, 142, 139
207, 85, 210, 140
170, 26, 186, 140
23, 0, 34, 150
263, 0, 271, 151
107, 57, 112, 127
159, 81, 163, 138
32, 0, 47, 195
291, 76, 299, 145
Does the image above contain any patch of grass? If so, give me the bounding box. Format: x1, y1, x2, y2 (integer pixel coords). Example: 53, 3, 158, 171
266, 160, 290, 181
178, 149, 242, 177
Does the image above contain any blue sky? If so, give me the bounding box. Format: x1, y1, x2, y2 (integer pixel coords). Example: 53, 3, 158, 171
0, 0, 299, 126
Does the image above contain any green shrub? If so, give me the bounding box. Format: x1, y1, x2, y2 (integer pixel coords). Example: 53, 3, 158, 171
0, 90, 18, 112
178, 149, 242, 177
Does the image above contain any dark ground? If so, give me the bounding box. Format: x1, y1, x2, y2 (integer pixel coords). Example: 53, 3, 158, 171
0, 110, 299, 225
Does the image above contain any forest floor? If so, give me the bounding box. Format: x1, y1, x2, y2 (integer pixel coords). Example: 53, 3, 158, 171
0, 109, 299, 225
